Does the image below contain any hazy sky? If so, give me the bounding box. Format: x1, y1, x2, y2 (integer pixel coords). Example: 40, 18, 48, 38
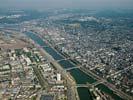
0, 0, 133, 10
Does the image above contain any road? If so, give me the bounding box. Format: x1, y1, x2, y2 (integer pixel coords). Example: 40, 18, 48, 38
32, 65, 48, 89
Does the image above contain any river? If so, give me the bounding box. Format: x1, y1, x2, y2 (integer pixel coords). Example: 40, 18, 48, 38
25, 31, 124, 100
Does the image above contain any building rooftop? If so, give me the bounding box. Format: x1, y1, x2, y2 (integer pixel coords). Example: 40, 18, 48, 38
40, 95, 54, 100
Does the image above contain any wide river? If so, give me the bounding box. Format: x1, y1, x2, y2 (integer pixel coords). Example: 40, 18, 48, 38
25, 31, 123, 100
